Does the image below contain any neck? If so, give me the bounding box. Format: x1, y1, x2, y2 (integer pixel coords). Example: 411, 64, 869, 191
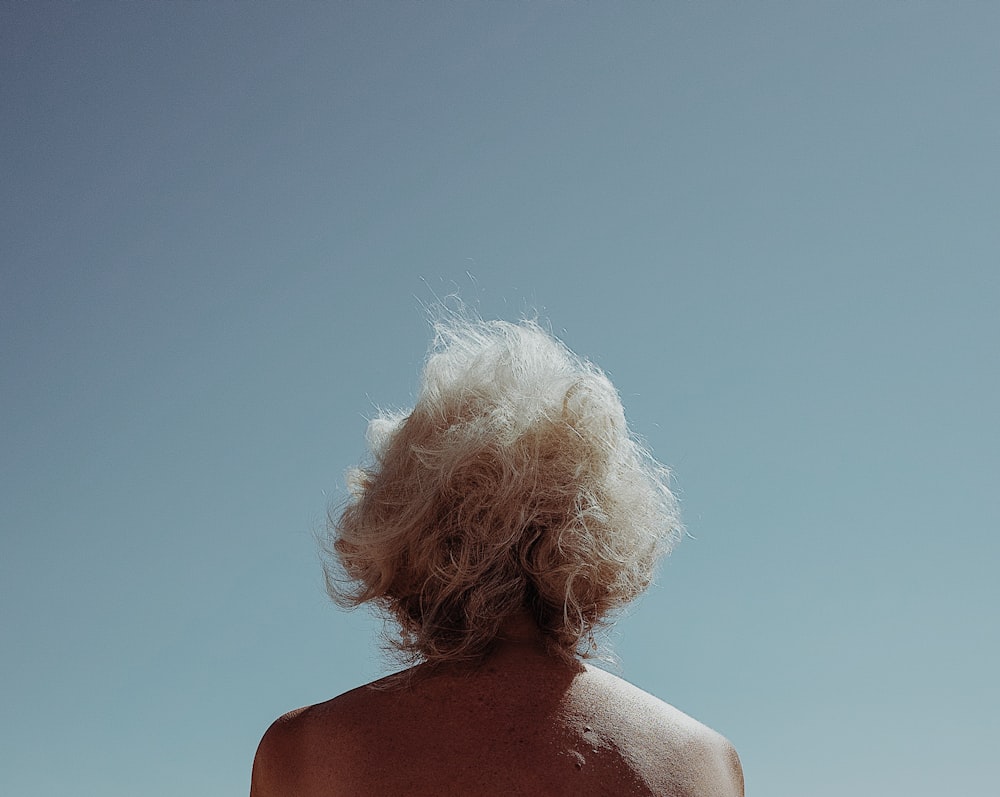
497, 609, 545, 642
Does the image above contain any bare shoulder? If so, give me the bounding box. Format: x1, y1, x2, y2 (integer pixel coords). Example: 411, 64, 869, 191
250, 686, 375, 797
251, 664, 743, 797
251, 669, 433, 797
251, 707, 306, 796
579, 665, 745, 797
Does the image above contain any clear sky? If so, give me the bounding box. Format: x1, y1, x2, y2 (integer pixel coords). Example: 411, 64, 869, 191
2, 3, 998, 795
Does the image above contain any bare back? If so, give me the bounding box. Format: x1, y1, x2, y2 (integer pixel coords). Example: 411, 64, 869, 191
251, 644, 743, 797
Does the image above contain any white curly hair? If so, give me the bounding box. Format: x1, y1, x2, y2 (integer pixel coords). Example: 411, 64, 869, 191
325, 314, 682, 666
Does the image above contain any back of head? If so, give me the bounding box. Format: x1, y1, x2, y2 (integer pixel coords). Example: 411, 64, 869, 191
326, 315, 681, 666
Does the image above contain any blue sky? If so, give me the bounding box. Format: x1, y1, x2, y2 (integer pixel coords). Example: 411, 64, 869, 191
2, 3, 998, 794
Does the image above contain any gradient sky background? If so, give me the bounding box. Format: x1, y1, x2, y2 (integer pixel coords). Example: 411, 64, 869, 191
2, 3, 998, 795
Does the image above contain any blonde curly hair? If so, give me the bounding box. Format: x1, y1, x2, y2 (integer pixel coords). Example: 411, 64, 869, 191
325, 315, 681, 666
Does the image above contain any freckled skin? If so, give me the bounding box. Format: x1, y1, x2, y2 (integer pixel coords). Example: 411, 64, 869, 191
251, 625, 743, 797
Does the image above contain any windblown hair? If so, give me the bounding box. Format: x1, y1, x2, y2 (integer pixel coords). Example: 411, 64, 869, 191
325, 315, 682, 666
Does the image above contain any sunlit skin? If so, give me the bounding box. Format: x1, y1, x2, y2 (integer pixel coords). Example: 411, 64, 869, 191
251, 612, 743, 797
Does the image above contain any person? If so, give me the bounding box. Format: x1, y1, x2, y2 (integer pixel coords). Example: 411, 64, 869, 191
251, 316, 744, 796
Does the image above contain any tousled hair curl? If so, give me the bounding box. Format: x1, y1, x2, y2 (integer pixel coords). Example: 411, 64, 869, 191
325, 315, 682, 666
